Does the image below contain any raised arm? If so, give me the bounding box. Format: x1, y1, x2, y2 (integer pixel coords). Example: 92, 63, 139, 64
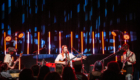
71, 53, 86, 61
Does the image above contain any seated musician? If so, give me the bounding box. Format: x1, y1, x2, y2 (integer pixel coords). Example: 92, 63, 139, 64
4, 47, 18, 69
55, 45, 86, 67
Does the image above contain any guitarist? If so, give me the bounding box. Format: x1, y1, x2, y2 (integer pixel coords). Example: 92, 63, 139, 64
55, 45, 86, 67
121, 44, 136, 75
4, 47, 19, 69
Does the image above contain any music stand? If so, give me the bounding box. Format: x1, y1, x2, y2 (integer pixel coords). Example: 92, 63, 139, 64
33, 46, 46, 65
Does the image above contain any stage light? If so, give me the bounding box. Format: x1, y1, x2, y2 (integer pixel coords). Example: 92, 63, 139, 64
81, 31, 83, 54
5, 36, 12, 41
27, 32, 29, 54
71, 31, 73, 54
59, 31, 61, 54
18, 33, 24, 38
4, 32, 6, 55
123, 34, 130, 40
102, 31, 104, 54
115, 55, 117, 61
113, 36, 115, 54
124, 31, 127, 43
38, 32, 40, 54
15, 32, 18, 55
111, 31, 116, 36
49, 31, 51, 54
92, 31, 95, 54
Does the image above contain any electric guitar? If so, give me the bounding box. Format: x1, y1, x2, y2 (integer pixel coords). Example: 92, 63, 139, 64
10, 53, 23, 69
121, 53, 134, 73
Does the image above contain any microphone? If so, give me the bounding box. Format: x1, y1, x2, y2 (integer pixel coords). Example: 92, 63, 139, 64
116, 48, 125, 55
116, 48, 122, 52
115, 48, 122, 54
66, 50, 69, 54
43, 45, 46, 48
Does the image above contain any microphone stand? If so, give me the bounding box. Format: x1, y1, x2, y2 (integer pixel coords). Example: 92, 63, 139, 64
72, 48, 87, 73
112, 30, 124, 48
100, 53, 115, 71
33, 46, 46, 65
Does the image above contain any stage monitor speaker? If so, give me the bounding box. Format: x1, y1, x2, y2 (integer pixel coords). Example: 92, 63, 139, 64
72, 60, 82, 66
21, 55, 36, 69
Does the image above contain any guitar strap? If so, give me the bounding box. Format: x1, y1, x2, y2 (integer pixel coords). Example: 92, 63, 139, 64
66, 54, 70, 60
65, 53, 70, 65
125, 53, 128, 67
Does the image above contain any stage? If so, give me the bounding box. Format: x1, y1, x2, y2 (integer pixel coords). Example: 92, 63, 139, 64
0, 53, 117, 73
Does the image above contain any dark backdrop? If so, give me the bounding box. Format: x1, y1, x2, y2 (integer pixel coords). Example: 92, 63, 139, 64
0, 0, 140, 72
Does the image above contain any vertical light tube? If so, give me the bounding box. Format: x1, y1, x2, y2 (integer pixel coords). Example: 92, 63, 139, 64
81, 31, 83, 54
121, 55, 123, 62
71, 31, 73, 54
92, 31, 95, 54
124, 31, 126, 44
59, 31, 61, 54
102, 31, 104, 54
15, 32, 17, 55
27, 32, 29, 54
38, 32, 40, 54
115, 55, 118, 62
19, 54, 21, 70
48, 31, 51, 54
4, 32, 6, 55
113, 36, 115, 54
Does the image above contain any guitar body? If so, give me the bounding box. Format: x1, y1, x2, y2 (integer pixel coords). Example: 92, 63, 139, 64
121, 69, 126, 74
10, 62, 18, 69
59, 58, 70, 66
58, 53, 83, 67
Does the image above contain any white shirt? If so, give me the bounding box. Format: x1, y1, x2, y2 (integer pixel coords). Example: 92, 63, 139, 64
122, 49, 136, 65
4, 54, 12, 66
55, 53, 77, 67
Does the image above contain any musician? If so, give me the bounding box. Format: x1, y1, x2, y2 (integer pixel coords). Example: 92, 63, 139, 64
55, 45, 86, 67
4, 47, 18, 69
121, 44, 136, 74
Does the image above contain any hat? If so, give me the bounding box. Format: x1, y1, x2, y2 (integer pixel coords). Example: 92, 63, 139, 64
6, 47, 17, 52
122, 43, 129, 50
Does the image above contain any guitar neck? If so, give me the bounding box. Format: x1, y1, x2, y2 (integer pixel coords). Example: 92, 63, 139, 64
12, 53, 22, 68
12, 57, 20, 67
68, 56, 77, 62
68, 54, 81, 62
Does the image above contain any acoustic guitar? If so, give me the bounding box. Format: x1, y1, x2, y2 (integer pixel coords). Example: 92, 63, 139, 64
59, 53, 83, 66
